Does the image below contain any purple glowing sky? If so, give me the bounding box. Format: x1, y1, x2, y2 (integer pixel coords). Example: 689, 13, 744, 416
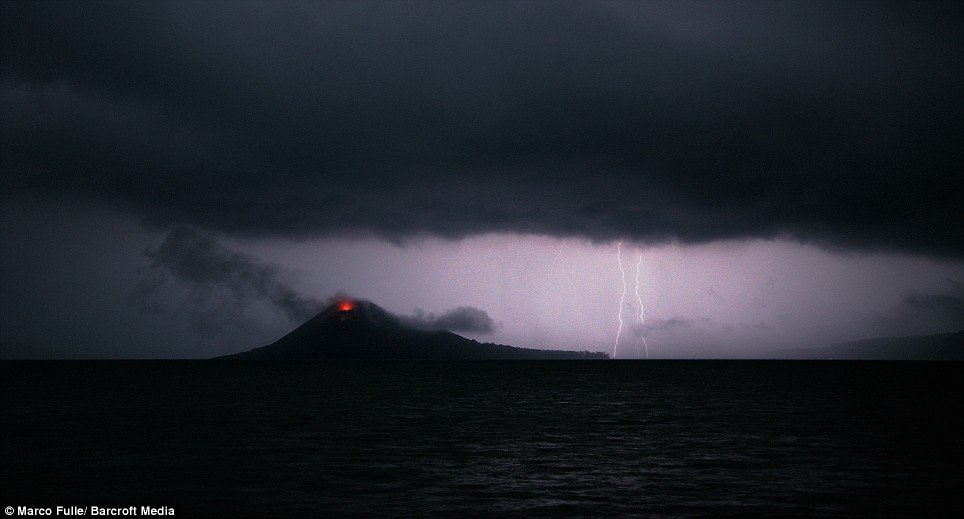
1, 200, 960, 358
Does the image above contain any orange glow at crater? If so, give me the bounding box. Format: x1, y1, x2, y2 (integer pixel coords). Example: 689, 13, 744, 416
336, 300, 356, 312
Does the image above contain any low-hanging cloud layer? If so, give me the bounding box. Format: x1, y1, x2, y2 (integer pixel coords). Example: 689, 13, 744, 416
869, 282, 964, 337
2, 1, 961, 258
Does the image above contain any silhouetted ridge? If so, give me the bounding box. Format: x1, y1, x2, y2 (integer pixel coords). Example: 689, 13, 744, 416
218, 299, 608, 360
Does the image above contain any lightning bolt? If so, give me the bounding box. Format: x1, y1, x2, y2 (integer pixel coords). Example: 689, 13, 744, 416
613, 240, 626, 358
634, 253, 649, 359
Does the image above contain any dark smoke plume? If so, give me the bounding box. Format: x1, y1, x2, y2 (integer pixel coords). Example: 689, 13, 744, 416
144, 227, 325, 322
402, 306, 497, 334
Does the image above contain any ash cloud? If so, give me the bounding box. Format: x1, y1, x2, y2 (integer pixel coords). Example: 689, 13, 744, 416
143, 227, 325, 323
2, 1, 962, 258
402, 306, 497, 334
141, 228, 498, 334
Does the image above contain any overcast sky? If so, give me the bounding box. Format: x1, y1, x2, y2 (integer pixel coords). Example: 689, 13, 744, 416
2, 1, 961, 358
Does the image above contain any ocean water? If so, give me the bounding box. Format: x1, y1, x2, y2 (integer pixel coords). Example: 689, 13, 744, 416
2, 361, 961, 517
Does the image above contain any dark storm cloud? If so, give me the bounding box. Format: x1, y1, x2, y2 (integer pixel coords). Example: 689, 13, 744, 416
2, 1, 962, 257
403, 306, 497, 334
144, 227, 325, 322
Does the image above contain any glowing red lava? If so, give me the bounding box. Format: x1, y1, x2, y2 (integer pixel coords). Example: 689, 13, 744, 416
336, 300, 356, 312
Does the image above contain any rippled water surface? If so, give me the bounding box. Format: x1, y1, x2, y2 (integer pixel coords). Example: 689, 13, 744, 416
2, 361, 961, 517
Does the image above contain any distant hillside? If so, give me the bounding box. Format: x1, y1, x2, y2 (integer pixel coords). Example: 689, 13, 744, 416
804, 331, 963, 360
218, 299, 608, 360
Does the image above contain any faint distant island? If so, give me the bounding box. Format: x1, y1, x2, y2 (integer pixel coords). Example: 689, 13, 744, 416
218, 299, 608, 360
793, 330, 963, 360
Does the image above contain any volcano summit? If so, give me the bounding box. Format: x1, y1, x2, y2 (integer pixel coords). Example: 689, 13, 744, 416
219, 299, 607, 360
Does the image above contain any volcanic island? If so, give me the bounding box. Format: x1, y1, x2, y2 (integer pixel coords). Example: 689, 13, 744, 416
219, 299, 608, 360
